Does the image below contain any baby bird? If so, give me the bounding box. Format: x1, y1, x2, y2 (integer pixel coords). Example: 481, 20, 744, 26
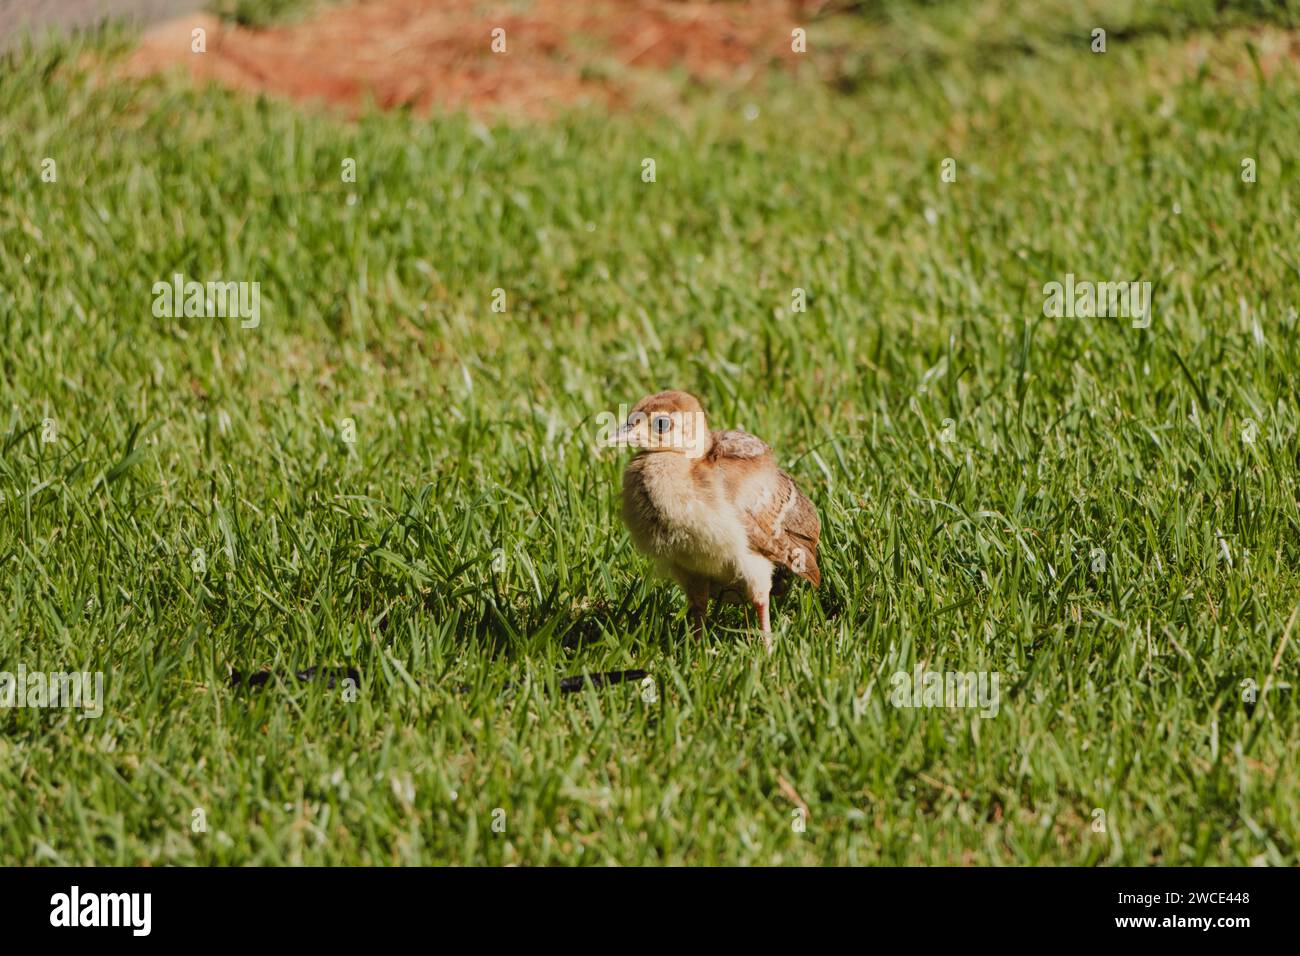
608, 390, 821, 650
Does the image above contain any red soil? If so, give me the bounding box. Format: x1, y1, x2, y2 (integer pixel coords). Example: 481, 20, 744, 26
126, 0, 806, 117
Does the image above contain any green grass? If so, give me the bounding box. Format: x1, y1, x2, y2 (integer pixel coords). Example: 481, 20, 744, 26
1, 3, 1298, 865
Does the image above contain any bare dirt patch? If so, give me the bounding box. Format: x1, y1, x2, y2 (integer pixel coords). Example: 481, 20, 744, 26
125, 0, 805, 117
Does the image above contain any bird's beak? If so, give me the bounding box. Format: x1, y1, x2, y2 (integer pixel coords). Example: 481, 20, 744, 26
606, 421, 641, 448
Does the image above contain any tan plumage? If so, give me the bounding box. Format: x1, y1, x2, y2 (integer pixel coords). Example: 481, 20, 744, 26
607, 390, 821, 650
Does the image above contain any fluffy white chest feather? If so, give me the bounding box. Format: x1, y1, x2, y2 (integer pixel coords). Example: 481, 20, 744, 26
621, 454, 750, 584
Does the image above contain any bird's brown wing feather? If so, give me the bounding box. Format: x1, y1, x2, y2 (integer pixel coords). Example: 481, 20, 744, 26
746, 471, 822, 587
708, 429, 770, 460
710, 430, 822, 587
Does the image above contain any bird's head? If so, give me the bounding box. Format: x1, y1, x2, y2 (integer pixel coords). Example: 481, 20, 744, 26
606, 390, 711, 458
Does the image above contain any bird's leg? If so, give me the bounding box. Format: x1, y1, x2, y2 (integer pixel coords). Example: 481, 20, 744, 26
690, 604, 708, 640
754, 598, 772, 653
739, 558, 775, 653
684, 583, 710, 640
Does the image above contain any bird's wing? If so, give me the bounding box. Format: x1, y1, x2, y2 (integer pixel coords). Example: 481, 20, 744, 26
709, 429, 771, 460
711, 431, 822, 587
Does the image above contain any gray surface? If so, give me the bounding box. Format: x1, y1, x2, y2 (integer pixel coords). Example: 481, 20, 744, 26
0, 0, 206, 47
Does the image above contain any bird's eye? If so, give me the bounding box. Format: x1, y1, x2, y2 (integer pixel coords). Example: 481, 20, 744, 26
652, 414, 673, 434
